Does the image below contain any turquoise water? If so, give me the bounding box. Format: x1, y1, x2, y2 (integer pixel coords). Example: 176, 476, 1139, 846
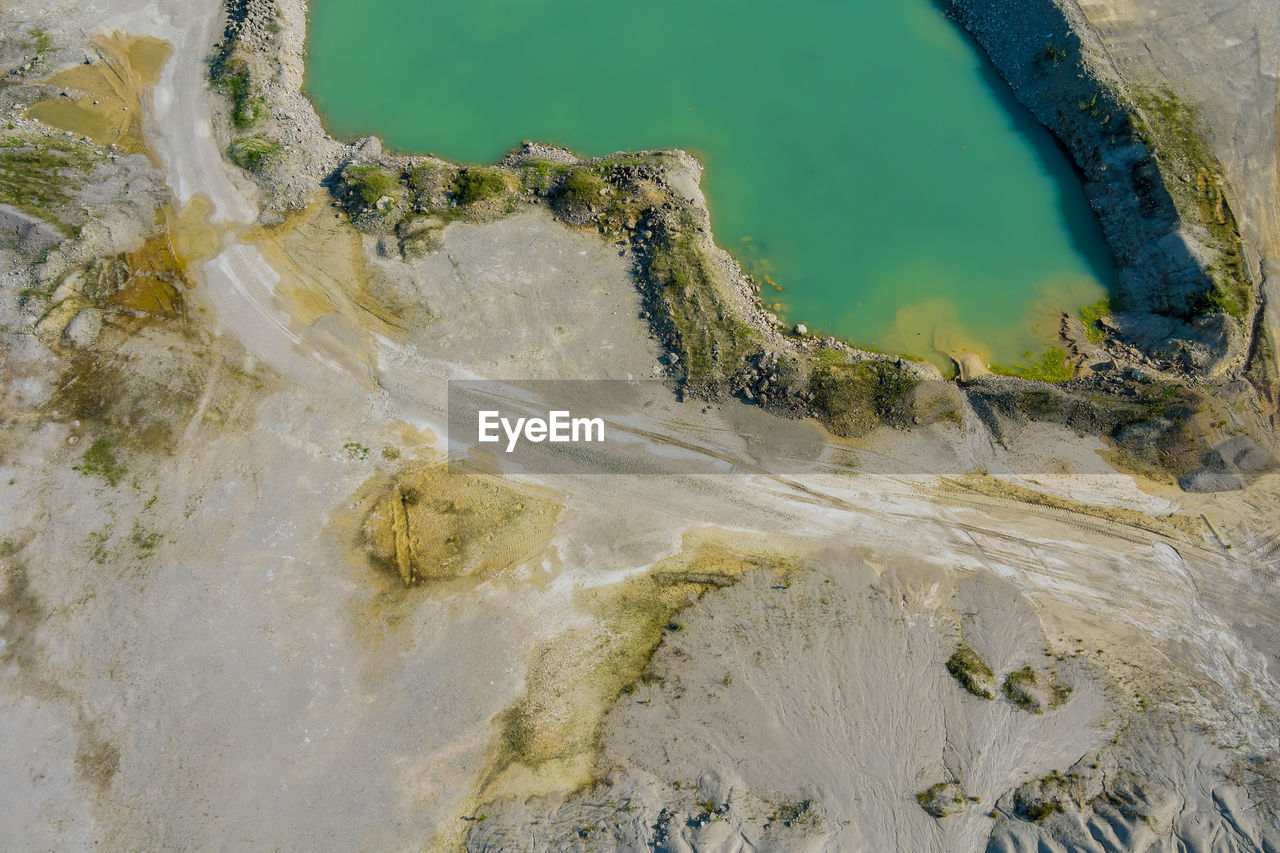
305, 0, 1113, 368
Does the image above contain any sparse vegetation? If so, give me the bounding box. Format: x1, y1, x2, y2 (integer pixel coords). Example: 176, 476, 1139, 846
406, 161, 455, 210
340, 165, 401, 211
29, 26, 53, 55
74, 439, 126, 487
946, 644, 996, 699
0, 136, 93, 235
1003, 666, 1040, 711
210, 56, 265, 129
227, 136, 279, 173
1012, 771, 1082, 822
86, 530, 110, 565
557, 169, 606, 214
1021, 799, 1063, 821
917, 782, 969, 818
519, 159, 564, 196
644, 212, 763, 394
771, 799, 822, 829
1132, 87, 1251, 320
129, 523, 160, 554
808, 359, 920, 437
343, 441, 370, 461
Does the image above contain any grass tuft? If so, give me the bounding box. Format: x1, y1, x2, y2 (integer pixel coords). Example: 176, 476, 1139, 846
74, 439, 126, 487
227, 136, 279, 173
946, 644, 995, 699
453, 167, 507, 205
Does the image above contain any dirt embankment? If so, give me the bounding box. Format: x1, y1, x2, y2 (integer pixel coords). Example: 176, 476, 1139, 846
945, 0, 1264, 377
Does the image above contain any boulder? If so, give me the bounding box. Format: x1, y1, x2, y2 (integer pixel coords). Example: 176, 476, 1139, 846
0, 203, 63, 254
1211, 435, 1275, 475
1179, 436, 1275, 492
1179, 459, 1245, 492
63, 308, 103, 348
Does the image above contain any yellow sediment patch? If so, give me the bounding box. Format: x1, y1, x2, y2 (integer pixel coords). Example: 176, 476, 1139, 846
937, 473, 1204, 540
34, 297, 92, 344
106, 235, 185, 318
352, 462, 561, 585
874, 297, 992, 374
26, 33, 171, 158
163, 196, 223, 264
248, 196, 414, 337
473, 529, 798, 808
116, 197, 225, 315
104, 199, 222, 319
863, 272, 1106, 375
37, 197, 224, 344
390, 487, 413, 585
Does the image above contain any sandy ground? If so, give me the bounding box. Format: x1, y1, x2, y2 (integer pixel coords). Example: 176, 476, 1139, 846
1, 0, 1279, 850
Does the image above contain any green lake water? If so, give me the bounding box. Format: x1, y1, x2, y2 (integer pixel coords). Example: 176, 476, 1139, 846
305, 0, 1114, 369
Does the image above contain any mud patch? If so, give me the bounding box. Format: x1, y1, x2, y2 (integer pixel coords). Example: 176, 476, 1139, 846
41, 325, 266, 468
73, 725, 120, 792
0, 552, 61, 701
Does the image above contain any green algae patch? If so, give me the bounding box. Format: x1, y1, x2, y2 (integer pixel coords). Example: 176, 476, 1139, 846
1078, 298, 1111, 344
946, 644, 995, 700
477, 533, 796, 806
355, 463, 560, 584
990, 347, 1074, 383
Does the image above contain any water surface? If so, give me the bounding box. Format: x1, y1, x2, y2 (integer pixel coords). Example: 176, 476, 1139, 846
306, 0, 1113, 368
